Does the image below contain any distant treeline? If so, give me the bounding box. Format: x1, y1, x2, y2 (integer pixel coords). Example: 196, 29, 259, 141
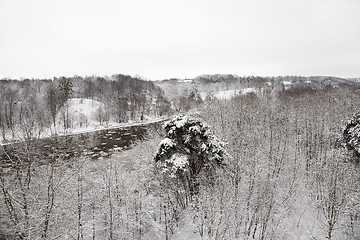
1, 73, 358, 142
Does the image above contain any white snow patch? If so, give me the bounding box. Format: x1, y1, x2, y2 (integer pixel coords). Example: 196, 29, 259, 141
214, 89, 239, 99
200, 143, 207, 151
241, 87, 256, 94
283, 81, 293, 85
177, 79, 193, 83
189, 125, 201, 133
171, 154, 188, 169
68, 98, 103, 117
198, 91, 209, 100
174, 117, 188, 128
55, 98, 105, 133
160, 138, 174, 148
212, 88, 256, 100
163, 153, 189, 177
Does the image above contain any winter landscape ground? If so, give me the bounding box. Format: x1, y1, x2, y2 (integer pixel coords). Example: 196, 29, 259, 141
0, 75, 360, 240
1, 0, 360, 239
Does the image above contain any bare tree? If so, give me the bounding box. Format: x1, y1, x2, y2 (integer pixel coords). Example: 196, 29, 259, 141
45, 83, 60, 132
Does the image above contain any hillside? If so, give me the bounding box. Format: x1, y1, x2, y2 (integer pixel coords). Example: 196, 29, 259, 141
155, 74, 359, 101
0, 75, 171, 143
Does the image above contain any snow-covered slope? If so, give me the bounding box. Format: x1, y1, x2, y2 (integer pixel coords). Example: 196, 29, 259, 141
214, 88, 256, 99
66, 98, 103, 120
199, 88, 257, 100
56, 98, 104, 131
53, 98, 163, 135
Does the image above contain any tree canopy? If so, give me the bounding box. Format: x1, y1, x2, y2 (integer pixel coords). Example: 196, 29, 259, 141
154, 115, 226, 194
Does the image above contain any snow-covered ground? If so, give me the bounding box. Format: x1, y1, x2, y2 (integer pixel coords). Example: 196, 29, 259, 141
177, 79, 193, 83
200, 88, 257, 100
57, 98, 104, 131
56, 98, 165, 134
283, 81, 293, 85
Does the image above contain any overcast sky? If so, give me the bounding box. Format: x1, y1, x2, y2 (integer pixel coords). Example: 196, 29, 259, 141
1, 0, 359, 80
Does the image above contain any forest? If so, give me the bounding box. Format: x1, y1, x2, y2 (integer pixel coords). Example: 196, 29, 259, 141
0, 75, 360, 240
0, 75, 171, 143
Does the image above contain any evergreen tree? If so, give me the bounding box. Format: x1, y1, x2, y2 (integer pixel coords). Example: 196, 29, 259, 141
154, 115, 226, 195
343, 112, 360, 162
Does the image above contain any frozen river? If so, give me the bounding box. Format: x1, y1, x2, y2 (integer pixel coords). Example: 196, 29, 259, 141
0, 120, 164, 168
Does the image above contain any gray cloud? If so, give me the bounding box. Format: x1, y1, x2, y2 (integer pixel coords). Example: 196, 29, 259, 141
1, 0, 359, 79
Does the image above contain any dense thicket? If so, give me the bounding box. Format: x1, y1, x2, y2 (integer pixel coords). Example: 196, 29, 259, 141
199, 85, 360, 239
1, 82, 360, 239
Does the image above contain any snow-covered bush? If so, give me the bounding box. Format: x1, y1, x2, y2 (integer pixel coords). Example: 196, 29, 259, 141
154, 115, 226, 195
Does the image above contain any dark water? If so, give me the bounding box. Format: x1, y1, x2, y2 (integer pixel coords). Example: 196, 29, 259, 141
0, 121, 164, 167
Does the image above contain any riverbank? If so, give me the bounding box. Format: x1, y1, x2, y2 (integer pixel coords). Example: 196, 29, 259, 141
0, 119, 166, 168
0, 117, 168, 146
